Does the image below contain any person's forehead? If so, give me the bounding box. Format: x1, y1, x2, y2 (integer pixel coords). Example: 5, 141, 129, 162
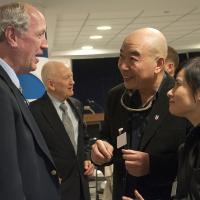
177, 68, 185, 78
26, 6, 46, 27
60, 65, 72, 74
120, 39, 147, 56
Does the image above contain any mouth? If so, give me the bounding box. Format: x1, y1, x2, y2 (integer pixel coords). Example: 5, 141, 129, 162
123, 75, 134, 81
169, 100, 175, 104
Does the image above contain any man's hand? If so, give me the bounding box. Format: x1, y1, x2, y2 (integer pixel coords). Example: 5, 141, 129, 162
122, 149, 150, 177
122, 189, 144, 200
91, 140, 113, 165
84, 160, 94, 176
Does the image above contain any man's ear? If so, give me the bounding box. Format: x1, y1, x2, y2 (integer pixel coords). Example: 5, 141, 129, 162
155, 57, 164, 74
4, 26, 18, 47
165, 63, 174, 74
46, 79, 55, 91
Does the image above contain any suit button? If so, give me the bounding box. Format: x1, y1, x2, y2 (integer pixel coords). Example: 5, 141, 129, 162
51, 170, 57, 176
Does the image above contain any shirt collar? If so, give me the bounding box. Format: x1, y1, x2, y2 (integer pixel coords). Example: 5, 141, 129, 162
0, 58, 20, 89
47, 92, 70, 110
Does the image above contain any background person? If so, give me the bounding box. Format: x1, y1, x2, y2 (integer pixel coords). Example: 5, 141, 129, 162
91, 27, 190, 200
30, 61, 94, 200
0, 2, 60, 200
164, 46, 179, 77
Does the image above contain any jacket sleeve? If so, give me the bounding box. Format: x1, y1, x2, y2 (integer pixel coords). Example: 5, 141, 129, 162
0, 87, 25, 199
79, 100, 91, 160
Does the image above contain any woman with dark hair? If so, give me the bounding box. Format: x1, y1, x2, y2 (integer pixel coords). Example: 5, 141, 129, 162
123, 57, 200, 200
167, 57, 200, 199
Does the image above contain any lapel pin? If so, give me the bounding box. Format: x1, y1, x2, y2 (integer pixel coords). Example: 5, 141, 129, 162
154, 114, 159, 120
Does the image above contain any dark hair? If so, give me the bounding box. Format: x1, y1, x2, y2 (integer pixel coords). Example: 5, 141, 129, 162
182, 57, 200, 98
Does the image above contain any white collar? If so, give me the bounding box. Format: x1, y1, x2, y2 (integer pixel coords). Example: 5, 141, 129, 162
0, 58, 20, 89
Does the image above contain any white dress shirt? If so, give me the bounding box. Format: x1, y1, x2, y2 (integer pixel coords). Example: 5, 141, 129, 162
0, 58, 21, 89
47, 93, 79, 145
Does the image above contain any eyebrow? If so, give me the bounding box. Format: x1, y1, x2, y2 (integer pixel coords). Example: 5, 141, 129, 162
130, 50, 140, 57
120, 49, 141, 57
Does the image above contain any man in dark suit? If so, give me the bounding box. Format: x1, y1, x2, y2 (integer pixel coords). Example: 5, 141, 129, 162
30, 61, 94, 200
91, 28, 191, 200
0, 2, 60, 200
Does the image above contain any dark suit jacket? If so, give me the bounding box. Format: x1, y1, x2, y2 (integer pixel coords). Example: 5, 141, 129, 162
0, 67, 60, 200
101, 74, 191, 200
176, 125, 200, 200
29, 93, 91, 200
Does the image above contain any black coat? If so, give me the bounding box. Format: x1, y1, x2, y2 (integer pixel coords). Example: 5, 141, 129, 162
0, 67, 60, 200
29, 93, 91, 200
101, 74, 191, 200
176, 125, 200, 200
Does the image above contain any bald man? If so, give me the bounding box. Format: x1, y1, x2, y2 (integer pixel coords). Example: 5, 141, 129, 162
91, 28, 190, 200
30, 61, 94, 200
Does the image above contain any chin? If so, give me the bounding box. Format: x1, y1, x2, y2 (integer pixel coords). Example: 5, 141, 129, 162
124, 82, 134, 90
169, 107, 181, 117
67, 92, 73, 97
30, 64, 37, 72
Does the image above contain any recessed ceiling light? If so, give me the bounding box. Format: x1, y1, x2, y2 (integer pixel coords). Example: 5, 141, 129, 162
96, 26, 112, 30
89, 35, 103, 39
81, 45, 93, 50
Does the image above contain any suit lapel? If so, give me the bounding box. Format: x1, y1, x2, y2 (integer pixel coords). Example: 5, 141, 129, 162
40, 94, 71, 144
67, 98, 82, 121
0, 67, 55, 164
140, 74, 174, 150
41, 94, 77, 152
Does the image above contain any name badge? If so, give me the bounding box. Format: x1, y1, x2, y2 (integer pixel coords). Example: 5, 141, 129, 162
117, 130, 127, 149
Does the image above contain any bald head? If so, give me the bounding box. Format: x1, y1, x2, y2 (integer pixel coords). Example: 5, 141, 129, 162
41, 61, 71, 86
118, 27, 168, 92
124, 28, 167, 59
41, 61, 74, 101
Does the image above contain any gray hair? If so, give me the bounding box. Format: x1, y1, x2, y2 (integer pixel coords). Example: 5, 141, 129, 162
0, 2, 29, 41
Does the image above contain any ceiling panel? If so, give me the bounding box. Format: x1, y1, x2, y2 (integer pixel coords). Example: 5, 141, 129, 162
1, 0, 200, 58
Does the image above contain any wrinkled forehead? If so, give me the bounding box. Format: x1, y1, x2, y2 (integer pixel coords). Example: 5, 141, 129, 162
120, 35, 148, 55
58, 64, 72, 75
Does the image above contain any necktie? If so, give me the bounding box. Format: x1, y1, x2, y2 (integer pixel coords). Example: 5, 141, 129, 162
60, 102, 77, 153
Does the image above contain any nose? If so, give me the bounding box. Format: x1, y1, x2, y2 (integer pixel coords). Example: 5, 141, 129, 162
70, 78, 75, 85
118, 58, 129, 71
41, 37, 48, 49
167, 88, 173, 98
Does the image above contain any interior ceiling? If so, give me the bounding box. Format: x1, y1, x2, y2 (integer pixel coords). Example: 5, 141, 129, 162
2, 0, 200, 59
